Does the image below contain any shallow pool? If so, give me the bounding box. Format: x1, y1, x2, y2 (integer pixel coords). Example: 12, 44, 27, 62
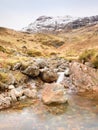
0, 93, 98, 130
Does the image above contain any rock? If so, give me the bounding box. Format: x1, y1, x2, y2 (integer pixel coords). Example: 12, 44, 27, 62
84, 62, 94, 68
0, 95, 11, 109
18, 96, 26, 101
26, 83, 36, 89
10, 90, 17, 102
40, 69, 58, 83
4, 97, 11, 106
70, 62, 98, 92
8, 85, 15, 90
22, 65, 40, 77
9, 89, 23, 102
12, 62, 22, 70
36, 58, 46, 69
64, 67, 70, 77
23, 89, 37, 98
42, 83, 68, 105
8, 73, 15, 85
20, 61, 30, 71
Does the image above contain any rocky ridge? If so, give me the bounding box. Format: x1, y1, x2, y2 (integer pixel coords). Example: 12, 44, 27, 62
22, 15, 98, 33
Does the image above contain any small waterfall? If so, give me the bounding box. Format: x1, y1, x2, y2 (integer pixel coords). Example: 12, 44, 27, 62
56, 67, 70, 83
56, 72, 65, 83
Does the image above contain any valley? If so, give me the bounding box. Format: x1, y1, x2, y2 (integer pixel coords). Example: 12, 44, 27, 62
0, 15, 98, 130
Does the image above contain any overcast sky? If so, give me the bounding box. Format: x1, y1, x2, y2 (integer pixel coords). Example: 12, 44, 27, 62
0, 0, 98, 30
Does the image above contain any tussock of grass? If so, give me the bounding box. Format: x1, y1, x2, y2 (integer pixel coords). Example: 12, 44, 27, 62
79, 49, 98, 68
27, 49, 42, 57
0, 71, 9, 83
0, 46, 6, 52
12, 71, 28, 84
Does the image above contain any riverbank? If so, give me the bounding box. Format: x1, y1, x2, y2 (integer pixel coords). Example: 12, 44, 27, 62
0, 56, 98, 110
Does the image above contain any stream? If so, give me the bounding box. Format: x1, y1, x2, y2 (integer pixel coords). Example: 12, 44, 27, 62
0, 93, 98, 130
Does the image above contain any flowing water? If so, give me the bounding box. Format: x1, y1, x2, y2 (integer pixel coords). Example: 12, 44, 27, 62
57, 72, 65, 83
0, 93, 98, 130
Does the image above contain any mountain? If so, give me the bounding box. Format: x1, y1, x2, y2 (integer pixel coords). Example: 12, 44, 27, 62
22, 15, 98, 33
22, 15, 77, 33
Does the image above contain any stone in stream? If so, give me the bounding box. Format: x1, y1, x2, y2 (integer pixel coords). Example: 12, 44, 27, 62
8, 85, 15, 90
40, 68, 58, 83
69, 62, 98, 92
42, 83, 68, 105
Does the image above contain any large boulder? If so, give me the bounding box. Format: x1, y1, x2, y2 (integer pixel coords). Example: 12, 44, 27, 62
70, 62, 98, 92
40, 68, 58, 83
42, 83, 68, 104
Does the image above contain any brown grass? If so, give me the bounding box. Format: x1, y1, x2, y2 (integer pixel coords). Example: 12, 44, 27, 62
0, 24, 98, 62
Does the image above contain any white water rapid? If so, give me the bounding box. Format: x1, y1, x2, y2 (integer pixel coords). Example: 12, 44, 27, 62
56, 72, 65, 83
56, 67, 70, 83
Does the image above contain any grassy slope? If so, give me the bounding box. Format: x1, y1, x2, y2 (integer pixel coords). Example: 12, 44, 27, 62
57, 24, 98, 59
0, 24, 98, 65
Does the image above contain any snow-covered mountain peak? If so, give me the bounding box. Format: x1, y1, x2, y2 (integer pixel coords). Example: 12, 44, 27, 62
22, 15, 98, 33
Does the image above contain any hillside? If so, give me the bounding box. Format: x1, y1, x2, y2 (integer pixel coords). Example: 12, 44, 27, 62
0, 21, 98, 110
0, 23, 98, 63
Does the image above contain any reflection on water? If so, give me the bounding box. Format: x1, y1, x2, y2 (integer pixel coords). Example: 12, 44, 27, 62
0, 94, 98, 130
